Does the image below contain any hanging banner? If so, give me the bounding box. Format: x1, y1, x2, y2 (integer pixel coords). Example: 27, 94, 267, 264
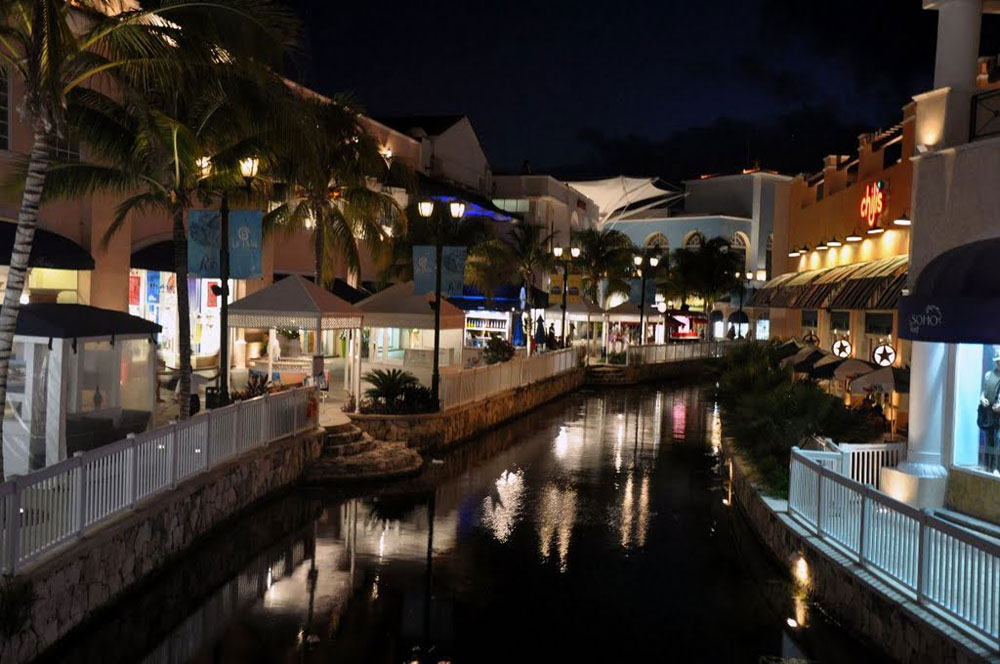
229, 210, 263, 279
187, 209, 262, 279
146, 271, 160, 304
413, 245, 435, 295
413, 245, 467, 297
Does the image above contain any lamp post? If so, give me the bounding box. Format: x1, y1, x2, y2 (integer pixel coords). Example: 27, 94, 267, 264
418, 199, 465, 407
733, 270, 762, 339
633, 250, 661, 345
552, 245, 580, 348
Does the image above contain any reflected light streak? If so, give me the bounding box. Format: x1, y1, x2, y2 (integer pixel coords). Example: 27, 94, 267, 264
615, 423, 624, 472
554, 426, 569, 458
637, 475, 650, 546
621, 475, 634, 548
482, 469, 525, 543
537, 484, 578, 572
672, 397, 687, 439
709, 403, 722, 455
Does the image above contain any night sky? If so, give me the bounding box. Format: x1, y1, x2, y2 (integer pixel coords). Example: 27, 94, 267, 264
287, 0, 1000, 182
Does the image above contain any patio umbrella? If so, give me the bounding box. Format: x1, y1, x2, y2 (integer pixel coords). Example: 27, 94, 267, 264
512, 314, 525, 347
849, 366, 910, 395
774, 338, 805, 361
534, 316, 547, 346
664, 315, 684, 328
809, 355, 875, 381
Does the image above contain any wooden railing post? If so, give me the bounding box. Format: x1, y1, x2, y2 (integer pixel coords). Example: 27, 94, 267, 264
815, 463, 824, 532
234, 401, 244, 452
262, 393, 272, 444
6, 475, 21, 573
74, 452, 88, 536
128, 433, 139, 508
292, 389, 300, 433
204, 409, 213, 470
169, 421, 180, 489
858, 485, 869, 564
917, 508, 931, 603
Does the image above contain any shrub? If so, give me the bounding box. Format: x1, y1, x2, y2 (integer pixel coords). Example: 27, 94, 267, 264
230, 373, 272, 402
716, 340, 882, 496
608, 351, 627, 365
483, 336, 515, 365
359, 369, 437, 414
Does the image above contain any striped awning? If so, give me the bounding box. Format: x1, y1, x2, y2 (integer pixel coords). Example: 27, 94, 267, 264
749, 255, 908, 311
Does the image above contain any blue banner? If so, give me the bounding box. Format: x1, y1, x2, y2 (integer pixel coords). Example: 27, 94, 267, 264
188, 209, 262, 279
229, 210, 262, 279
413, 245, 435, 295
413, 245, 467, 297
628, 277, 657, 305
146, 271, 160, 304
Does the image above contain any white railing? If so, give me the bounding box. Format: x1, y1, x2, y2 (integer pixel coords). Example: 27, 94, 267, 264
625, 341, 727, 366
808, 436, 905, 489
439, 347, 577, 411
0, 386, 316, 576
789, 448, 1000, 651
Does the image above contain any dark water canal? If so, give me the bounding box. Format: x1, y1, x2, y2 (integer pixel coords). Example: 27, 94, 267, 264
44, 383, 886, 663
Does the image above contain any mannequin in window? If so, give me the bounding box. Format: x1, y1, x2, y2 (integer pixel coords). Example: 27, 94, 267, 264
978, 348, 1000, 472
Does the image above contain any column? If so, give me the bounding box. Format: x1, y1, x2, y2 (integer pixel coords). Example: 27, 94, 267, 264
932, 0, 982, 92
881, 340, 948, 507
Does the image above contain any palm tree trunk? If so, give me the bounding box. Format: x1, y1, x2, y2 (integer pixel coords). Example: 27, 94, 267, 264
0, 128, 52, 477
174, 206, 193, 419
313, 207, 324, 285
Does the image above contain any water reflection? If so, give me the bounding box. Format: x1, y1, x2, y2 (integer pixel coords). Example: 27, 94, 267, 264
53, 385, 884, 664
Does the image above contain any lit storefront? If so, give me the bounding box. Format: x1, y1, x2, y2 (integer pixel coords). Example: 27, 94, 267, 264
758, 105, 915, 376
0, 221, 95, 305
129, 241, 236, 368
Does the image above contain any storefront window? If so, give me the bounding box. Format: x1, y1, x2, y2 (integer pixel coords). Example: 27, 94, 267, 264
830, 311, 850, 334
953, 343, 1000, 474
864, 312, 893, 335
755, 317, 770, 340
801, 310, 818, 328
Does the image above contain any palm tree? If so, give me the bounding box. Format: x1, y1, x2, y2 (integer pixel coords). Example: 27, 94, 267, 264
466, 221, 554, 343
670, 237, 741, 336
574, 227, 634, 356
0, 0, 298, 467
265, 97, 402, 287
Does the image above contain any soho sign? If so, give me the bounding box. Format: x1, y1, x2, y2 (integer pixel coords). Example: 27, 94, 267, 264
908, 304, 943, 336
860, 180, 885, 227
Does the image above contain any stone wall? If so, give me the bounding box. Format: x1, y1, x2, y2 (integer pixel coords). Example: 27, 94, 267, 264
945, 467, 1000, 526
2, 430, 323, 664
584, 358, 720, 386
349, 368, 586, 452
728, 449, 994, 663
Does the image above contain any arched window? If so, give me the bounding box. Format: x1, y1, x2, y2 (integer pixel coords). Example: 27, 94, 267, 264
683, 231, 704, 249
644, 232, 669, 251
731, 231, 750, 250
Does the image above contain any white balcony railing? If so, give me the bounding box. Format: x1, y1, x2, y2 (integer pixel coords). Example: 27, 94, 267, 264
625, 341, 727, 366
439, 347, 577, 411
789, 448, 1000, 651
0, 386, 316, 575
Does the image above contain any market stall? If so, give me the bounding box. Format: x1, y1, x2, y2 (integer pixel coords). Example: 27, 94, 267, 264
227, 275, 363, 401
2, 303, 160, 476
356, 281, 465, 376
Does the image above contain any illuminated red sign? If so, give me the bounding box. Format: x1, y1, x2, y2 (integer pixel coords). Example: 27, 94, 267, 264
860, 181, 885, 227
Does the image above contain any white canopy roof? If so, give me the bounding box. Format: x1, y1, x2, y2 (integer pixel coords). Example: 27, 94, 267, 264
543, 299, 603, 322
565, 176, 682, 227
357, 281, 465, 330
228, 275, 362, 330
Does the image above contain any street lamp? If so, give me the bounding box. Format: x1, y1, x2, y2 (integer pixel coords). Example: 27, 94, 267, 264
734, 271, 757, 339
419, 199, 465, 406
633, 249, 662, 345
552, 245, 580, 348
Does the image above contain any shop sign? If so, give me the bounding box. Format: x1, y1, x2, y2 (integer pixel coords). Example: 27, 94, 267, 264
146, 271, 160, 304
129, 275, 141, 306
898, 295, 1000, 344
413, 245, 466, 297
187, 209, 262, 279
872, 343, 896, 367
860, 180, 885, 227
832, 339, 852, 358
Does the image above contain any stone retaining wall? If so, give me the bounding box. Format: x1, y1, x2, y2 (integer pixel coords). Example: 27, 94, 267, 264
728, 449, 993, 664
349, 368, 586, 452
2, 429, 323, 664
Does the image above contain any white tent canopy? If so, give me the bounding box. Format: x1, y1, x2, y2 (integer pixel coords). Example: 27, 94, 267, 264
228, 275, 362, 330
565, 176, 682, 227
357, 281, 465, 329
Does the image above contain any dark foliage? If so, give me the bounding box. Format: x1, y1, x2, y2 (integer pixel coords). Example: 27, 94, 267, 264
716, 341, 883, 496
483, 336, 515, 365
360, 369, 437, 414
